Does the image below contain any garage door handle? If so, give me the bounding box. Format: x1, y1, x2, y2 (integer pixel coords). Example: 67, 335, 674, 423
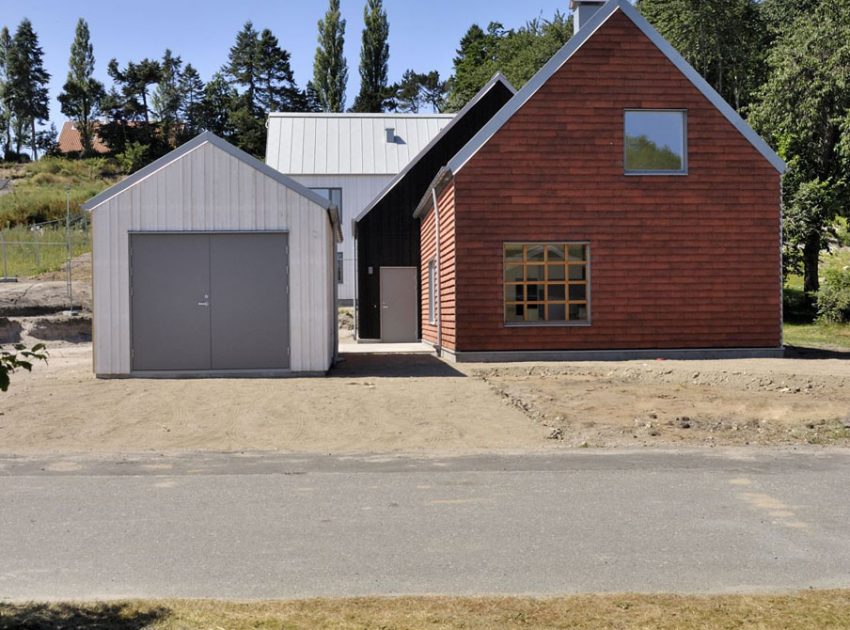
197, 301, 210, 307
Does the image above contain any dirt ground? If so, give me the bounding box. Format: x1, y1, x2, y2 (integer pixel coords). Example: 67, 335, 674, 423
475, 355, 850, 448
0, 343, 548, 455
1, 338, 849, 455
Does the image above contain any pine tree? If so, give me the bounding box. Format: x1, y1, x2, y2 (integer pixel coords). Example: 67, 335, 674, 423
226, 22, 260, 107
313, 0, 348, 112
107, 57, 162, 123
57, 18, 105, 156
7, 19, 51, 159
351, 0, 390, 112
179, 64, 205, 136
152, 49, 184, 145
0, 27, 13, 157
391, 70, 446, 113
199, 71, 236, 137
255, 28, 302, 113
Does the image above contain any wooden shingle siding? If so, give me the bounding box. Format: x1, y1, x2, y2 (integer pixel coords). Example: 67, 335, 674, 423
420, 182, 458, 350
448, 12, 781, 352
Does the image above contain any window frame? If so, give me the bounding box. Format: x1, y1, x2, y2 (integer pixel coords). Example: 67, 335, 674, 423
427, 259, 436, 325
623, 109, 688, 176
502, 241, 592, 328
336, 251, 344, 285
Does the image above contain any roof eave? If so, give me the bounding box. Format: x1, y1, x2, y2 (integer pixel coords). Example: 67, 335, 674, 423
412, 167, 454, 219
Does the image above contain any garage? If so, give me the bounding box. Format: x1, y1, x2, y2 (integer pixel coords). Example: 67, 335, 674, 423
84, 132, 342, 378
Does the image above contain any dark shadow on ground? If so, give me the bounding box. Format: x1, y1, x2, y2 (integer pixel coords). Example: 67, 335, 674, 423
331, 353, 465, 378
0, 602, 168, 629
785, 345, 850, 360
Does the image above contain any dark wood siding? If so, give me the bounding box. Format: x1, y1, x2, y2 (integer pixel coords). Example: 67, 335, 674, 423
355, 82, 514, 340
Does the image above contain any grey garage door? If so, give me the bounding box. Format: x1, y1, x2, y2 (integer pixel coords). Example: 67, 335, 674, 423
130, 233, 289, 372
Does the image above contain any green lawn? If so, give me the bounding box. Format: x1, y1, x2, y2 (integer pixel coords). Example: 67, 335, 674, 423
783, 247, 850, 350
0, 225, 91, 278
3, 592, 850, 629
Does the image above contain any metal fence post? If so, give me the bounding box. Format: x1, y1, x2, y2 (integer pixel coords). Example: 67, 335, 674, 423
1, 232, 7, 279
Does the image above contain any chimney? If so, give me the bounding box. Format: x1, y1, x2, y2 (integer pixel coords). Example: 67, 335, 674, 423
570, 0, 607, 34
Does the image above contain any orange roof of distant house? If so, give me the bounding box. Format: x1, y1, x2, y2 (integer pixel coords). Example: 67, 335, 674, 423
57, 121, 111, 155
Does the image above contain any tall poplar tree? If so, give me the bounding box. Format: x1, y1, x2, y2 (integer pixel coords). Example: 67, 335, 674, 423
7, 19, 50, 159
312, 0, 348, 112
0, 27, 13, 157
351, 0, 390, 112
58, 18, 105, 156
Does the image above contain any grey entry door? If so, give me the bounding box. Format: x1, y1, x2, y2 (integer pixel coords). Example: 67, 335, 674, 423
210, 233, 289, 370
130, 233, 289, 372
380, 267, 418, 343
130, 234, 212, 371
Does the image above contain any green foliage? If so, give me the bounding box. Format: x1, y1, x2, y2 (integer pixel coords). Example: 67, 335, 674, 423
0, 157, 120, 226
0, 343, 48, 392
817, 267, 850, 323
57, 19, 105, 157
836, 218, 850, 248
637, 0, 768, 112
391, 70, 447, 113
0, 26, 14, 157
116, 141, 149, 175
750, 0, 850, 293
351, 0, 390, 113
446, 12, 572, 112
313, 0, 348, 112
624, 135, 682, 171
6, 19, 51, 159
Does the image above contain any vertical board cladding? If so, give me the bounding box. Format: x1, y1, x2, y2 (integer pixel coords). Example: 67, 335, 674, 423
356, 81, 516, 340
420, 182, 457, 350
92, 141, 335, 375
290, 174, 393, 303
452, 11, 782, 352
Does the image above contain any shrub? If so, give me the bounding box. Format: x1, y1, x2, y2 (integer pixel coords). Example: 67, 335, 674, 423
817, 268, 850, 323
836, 217, 850, 247
783, 286, 816, 323
31, 172, 64, 186
117, 142, 149, 175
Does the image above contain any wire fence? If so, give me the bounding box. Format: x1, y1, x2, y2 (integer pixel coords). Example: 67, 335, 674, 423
0, 217, 91, 281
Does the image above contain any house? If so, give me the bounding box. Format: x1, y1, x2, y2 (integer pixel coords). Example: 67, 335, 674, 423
265, 113, 453, 306
57, 121, 111, 155
353, 74, 516, 342
83, 131, 342, 378
414, 0, 785, 362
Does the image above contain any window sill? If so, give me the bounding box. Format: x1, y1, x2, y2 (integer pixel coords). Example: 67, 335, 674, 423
624, 171, 688, 176
504, 321, 592, 328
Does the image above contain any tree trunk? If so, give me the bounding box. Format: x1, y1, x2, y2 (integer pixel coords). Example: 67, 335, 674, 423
30, 117, 38, 160
803, 231, 821, 295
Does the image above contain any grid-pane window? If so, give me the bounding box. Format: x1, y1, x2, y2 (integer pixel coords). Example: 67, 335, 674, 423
624, 110, 686, 174
504, 243, 589, 324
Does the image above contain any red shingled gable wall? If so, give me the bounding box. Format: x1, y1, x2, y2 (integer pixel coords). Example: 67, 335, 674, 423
420, 9, 781, 353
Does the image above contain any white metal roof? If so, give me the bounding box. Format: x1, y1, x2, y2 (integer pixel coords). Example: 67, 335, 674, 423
265, 113, 454, 176
447, 0, 786, 175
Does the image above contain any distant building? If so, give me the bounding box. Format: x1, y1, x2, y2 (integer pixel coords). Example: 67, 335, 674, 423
57, 121, 111, 155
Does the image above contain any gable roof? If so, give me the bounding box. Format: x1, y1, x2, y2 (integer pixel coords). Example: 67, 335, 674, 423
446, 0, 786, 175
57, 121, 111, 155
265, 112, 454, 176
354, 73, 516, 226
82, 132, 343, 241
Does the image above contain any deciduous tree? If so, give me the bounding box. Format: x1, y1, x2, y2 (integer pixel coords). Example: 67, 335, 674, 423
352, 0, 390, 113
313, 0, 348, 112
58, 19, 105, 156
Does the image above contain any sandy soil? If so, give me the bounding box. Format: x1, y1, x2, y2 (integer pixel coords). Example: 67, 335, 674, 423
471, 357, 850, 447
0, 344, 548, 455
1, 341, 849, 455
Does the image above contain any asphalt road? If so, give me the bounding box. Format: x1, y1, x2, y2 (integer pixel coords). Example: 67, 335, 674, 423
1, 448, 849, 601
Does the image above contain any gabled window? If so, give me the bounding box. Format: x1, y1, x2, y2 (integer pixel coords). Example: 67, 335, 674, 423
504, 243, 590, 325
624, 110, 687, 175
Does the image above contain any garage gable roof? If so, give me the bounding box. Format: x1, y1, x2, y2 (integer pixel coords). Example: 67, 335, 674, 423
445, 0, 786, 175
82, 131, 338, 213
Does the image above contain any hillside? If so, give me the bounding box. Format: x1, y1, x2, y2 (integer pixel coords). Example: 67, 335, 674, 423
0, 157, 122, 227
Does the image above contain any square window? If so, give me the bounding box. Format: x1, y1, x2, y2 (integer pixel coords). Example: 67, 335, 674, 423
624, 110, 686, 174
504, 243, 590, 325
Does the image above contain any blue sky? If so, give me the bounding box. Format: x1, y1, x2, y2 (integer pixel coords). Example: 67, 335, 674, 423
0, 0, 576, 127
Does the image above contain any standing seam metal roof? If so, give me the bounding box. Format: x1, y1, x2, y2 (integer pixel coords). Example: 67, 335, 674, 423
265, 113, 455, 176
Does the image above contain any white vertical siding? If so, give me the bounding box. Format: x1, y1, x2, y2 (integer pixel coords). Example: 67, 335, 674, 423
92, 141, 334, 376
291, 174, 392, 302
